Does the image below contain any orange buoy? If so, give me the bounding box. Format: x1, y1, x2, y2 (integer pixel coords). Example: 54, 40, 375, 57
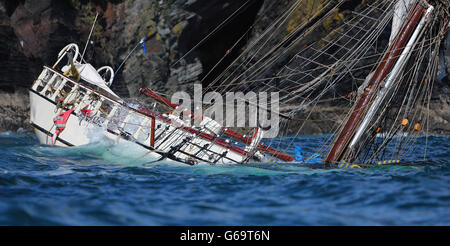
414, 123, 421, 131
401, 118, 408, 126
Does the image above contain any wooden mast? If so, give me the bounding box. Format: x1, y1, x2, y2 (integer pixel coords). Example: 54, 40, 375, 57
325, 2, 426, 164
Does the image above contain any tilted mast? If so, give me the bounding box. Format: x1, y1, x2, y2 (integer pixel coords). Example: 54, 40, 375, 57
325, 1, 434, 164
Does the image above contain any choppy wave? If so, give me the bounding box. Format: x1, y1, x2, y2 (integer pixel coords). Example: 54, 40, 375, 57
0, 131, 449, 225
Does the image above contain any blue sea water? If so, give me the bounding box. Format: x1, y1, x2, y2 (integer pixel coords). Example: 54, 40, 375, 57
0, 131, 448, 225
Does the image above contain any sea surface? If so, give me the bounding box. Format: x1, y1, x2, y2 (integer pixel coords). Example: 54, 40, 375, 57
0, 131, 448, 225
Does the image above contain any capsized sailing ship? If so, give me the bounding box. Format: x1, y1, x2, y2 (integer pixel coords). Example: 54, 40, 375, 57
29, 0, 448, 168
29, 46, 292, 165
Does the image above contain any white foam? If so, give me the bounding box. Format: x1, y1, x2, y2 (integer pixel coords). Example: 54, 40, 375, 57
42, 167, 75, 176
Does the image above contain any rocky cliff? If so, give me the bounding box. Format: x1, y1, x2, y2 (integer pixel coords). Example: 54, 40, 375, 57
0, 0, 448, 134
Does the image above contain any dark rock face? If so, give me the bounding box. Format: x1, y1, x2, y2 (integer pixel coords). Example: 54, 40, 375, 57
179, 0, 263, 86
0, 89, 30, 132
0, 1, 38, 92
0, 0, 448, 134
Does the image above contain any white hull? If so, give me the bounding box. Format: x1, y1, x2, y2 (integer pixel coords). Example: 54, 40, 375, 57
29, 66, 250, 165
29, 88, 164, 161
